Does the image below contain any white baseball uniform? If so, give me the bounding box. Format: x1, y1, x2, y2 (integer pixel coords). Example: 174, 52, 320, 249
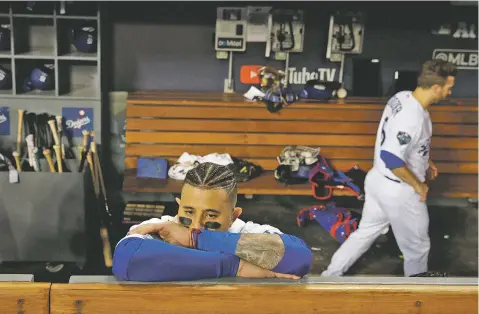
322, 91, 432, 277
120, 215, 283, 244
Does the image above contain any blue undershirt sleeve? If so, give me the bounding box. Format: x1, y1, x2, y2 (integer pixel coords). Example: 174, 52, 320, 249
194, 230, 312, 277
380, 150, 406, 169
112, 237, 240, 282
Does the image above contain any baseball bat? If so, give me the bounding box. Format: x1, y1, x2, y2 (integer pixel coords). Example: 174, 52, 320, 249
99, 227, 113, 268
90, 141, 111, 217
33, 147, 40, 172
87, 151, 112, 267
17, 109, 25, 155
78, 130, 90, 172
48, 120, 63, 173
87, 152, 99, 195
53, 145, 62, 173
25, 134, 38, 172
55, 116, 65, 159
48, 119, 61, 147
12, 151, 21, 172
43, 149, 56, 172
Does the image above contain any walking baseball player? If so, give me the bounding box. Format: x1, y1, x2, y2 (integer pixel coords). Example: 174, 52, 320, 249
322, 60, 457, 277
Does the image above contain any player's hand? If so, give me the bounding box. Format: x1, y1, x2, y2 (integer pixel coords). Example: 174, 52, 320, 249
236, 259, 301, 280
414, 182, 429, 202
427, 161, 438, 181
128, 221, 191, 248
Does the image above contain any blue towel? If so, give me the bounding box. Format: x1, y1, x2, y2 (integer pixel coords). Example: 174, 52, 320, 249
136, 157, 168, 179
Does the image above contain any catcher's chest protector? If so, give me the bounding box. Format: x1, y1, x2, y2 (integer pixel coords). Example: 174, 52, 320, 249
297, 202, 360, 244
309, 156, 366, 200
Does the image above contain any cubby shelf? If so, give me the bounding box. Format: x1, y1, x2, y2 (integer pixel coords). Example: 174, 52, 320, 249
0, 1, 101, 100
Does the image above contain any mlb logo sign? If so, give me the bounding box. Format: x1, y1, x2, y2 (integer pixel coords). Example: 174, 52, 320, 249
62, 107, 94, 137
240, 65, 263, 84
0, 106, 9, 135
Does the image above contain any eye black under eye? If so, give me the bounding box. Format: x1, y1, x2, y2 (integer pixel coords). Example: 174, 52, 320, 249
179, 216, 192, 226
204, 222, 222, 230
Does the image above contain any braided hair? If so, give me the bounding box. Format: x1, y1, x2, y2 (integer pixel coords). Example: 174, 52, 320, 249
184, 162, 238, 205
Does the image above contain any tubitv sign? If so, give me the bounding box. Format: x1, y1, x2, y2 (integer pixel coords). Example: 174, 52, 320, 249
240, 65, 337, 86
432, 49, 478, 70
286, 67, 337, 85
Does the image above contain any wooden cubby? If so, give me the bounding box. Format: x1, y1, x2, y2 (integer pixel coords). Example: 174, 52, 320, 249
0, 1, 102, 100
0, 1, 103, 146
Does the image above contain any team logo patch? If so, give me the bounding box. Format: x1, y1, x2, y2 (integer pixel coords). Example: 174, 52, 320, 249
397, 131, 412, 145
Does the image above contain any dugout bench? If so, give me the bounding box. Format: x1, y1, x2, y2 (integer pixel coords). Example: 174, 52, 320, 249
123, 91, 478, 199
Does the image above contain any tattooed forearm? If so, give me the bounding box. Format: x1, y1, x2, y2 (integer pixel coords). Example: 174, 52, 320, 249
235, 234, 285, 270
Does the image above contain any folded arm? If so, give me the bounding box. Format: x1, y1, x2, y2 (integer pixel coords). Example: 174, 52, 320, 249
112, 236, 240, 282
193, 230, 312, 277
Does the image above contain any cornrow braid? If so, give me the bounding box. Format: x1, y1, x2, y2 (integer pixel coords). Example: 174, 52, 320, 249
184, 162, 238, 203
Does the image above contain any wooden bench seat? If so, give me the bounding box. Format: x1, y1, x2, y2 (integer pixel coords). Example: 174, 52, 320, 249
50, 276, 478, 314
124, 91, 478, 199
123, 170, 478, 199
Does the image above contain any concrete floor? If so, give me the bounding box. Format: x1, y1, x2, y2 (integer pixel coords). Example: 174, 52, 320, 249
236, 195, 478, 277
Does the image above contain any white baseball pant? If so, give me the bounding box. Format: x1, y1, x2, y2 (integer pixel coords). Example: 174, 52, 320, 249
321, 167, 430, 277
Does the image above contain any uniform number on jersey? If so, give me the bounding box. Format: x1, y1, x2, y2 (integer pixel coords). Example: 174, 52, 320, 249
418, 139, 431, 157
380, 117, 389, 146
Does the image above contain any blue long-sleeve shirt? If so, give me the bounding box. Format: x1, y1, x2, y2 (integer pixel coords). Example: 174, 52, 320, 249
112, 219, 312, 282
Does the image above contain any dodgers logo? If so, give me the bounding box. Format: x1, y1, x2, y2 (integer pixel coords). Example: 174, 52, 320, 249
62, 107, 94, 137
0, 106, 10, 135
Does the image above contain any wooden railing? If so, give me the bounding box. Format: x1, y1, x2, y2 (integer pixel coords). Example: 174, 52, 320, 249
1, 274, 476, 313
49, 275, 478, 314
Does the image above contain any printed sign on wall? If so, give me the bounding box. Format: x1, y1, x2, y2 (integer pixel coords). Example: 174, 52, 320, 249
432, 22, 477, 39
240, 65, 338, 86
0, 107, 10, 135
432, 49, 478, 70
62, 107, 94, 137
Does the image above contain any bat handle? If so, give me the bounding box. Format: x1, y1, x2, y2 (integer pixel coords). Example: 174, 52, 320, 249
90, 141, 97, 154
53, 145, 63, 173
12, 151, 21, 172
87, 152, 99, 196
43, 149, 56, 173
100, 227, 113, 268
78, 146, 85, 160
17, 109, 25, 154
48, 120, 61, 146
55, 115, 62, 132
82, 130, 90, 148
56, 116, 65, 159
61, 143, 66, 160
33, 147, 40, 172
